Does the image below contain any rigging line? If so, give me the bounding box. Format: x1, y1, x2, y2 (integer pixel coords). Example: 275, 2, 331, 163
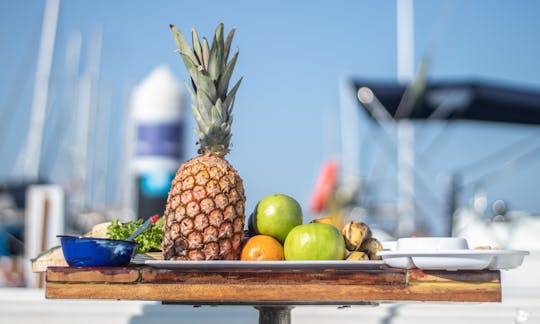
38, 81, 63, 178
452, 129, 540, 175
47, 12, 81, 184
365, 120, 445, 206
41, 2, 71, 178
353, 117, 434, 220
417, 120, 455, 162
47, 32, 82, 182
362, 118, 394, 178
0, 19, 41, 155
461, 142, 540, 189
43, 50, 79, 177
359, 89, 445, 206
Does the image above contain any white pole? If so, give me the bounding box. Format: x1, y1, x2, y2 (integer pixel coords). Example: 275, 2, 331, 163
50, 30, 81, 183
77, 28, 102, 210
97, 85, 112, 208
339, 77, 361, 180
397, 0, 415, 82
16, 0, 60, 179
397, 0, 416, 236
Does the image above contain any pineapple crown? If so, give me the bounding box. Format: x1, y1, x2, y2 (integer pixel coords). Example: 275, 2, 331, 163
170, 23, 242, 157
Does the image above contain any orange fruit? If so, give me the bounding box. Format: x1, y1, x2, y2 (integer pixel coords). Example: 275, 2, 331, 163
240, 235, 285, 261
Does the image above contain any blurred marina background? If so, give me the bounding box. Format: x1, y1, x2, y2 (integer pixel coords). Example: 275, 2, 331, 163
0, 0, 539, 322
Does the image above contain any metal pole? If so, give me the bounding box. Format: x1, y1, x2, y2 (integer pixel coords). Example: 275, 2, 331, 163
76, 28, 102, 210
397, 0, 414, 83
255, 306, 293, 324
338, 77, 361, 183
396, 0, 416, 237
447, 173, 461, 236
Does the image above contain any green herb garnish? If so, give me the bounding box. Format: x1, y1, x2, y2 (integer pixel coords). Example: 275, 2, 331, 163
107, 216, 164, 254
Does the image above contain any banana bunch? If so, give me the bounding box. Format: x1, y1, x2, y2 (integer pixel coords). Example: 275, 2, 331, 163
346, 251, 369, 261
360, 238, 383, 260
341, 221, 383, 260
341, 221, 371, 251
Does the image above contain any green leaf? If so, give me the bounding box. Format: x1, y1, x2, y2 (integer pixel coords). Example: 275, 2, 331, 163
223, 76, 243, 114
202, 37, 210, 70
183, 80, 197, 103
195, 83, 216, 124
170, 25, 199, 69
224, 27, 236, 63
217, 50, 238, 98
191, 103, 210, 134
211, 106, 220, 124
195, 69, 217, 100
181, 54, 202, 87
191, 27, 203, 65
212, 98, 225, 122
208, 23, 224, 82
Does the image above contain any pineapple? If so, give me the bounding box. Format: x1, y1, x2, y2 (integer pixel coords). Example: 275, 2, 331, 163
162, 23, 245, 260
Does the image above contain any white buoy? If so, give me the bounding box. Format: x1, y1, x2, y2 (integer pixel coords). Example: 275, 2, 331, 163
130, 65, 184, 219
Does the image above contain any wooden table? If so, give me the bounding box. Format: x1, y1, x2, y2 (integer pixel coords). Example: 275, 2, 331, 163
45, 265, 501, 324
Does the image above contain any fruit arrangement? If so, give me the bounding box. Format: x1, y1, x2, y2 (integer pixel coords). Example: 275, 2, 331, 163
162, 22, 381, 262
242, 193, 383, 261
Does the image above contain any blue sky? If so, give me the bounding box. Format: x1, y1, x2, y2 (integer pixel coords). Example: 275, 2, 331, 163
1, 1, 540, 235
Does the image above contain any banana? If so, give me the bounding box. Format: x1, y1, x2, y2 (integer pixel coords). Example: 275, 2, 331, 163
360, 237, 383, 260
346, 251, 369, 261
341, 221, 372, 251
311, 217, 334, 226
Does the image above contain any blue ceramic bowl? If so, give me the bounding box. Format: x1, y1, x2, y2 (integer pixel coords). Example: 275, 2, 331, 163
58, 235, 137, 267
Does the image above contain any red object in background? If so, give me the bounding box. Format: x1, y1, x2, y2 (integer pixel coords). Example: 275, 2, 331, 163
151, 214, 160, 224
309, 159, 339, 214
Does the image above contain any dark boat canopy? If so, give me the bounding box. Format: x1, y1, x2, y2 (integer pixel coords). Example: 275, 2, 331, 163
352, 78, 540, 125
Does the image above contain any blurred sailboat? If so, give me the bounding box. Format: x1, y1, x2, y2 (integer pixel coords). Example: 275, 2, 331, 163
338, 75, 540, 248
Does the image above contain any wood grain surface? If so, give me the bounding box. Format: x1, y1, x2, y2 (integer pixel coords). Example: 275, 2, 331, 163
45, 266, 501, 305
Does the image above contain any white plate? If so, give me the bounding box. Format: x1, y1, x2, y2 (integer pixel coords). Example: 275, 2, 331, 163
144, 259, 386, 270
377, 249, 529, 271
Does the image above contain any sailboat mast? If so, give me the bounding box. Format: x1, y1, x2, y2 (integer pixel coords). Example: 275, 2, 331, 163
77, 28, 102, 210
16, 0, 60, 180
396, 0, 416, 236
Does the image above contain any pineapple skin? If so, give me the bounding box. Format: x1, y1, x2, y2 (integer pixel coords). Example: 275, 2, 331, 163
162, 153, 245, 260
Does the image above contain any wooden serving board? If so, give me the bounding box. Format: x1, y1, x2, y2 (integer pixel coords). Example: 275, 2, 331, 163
45, 265, 501, 305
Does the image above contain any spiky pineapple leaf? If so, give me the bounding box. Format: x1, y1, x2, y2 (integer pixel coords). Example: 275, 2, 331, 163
170, 23, 242, 157
208, 23, 224, 82
170, 25, 199, 69
204, 125, 231, 152
195, 69, 217, 101
217, 50, 239, 98
223, 77, 243, 115
212, 98, 225, 122
180, 54, 202, 89
183, 80, 197, 103
195, 90, 214, 126
191, 28, 203, 65
202, 38, 210, 70
224, 27, 236, 63
191, 103, 210, 135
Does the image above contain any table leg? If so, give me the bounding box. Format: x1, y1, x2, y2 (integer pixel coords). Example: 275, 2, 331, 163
255, 306, 293, 324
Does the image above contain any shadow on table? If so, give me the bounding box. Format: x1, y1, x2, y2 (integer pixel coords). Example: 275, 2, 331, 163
128, 303, 258, 324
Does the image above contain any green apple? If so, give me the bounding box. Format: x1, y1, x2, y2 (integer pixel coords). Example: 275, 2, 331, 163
252, 194, 303, 243
284, 223, 346, 260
